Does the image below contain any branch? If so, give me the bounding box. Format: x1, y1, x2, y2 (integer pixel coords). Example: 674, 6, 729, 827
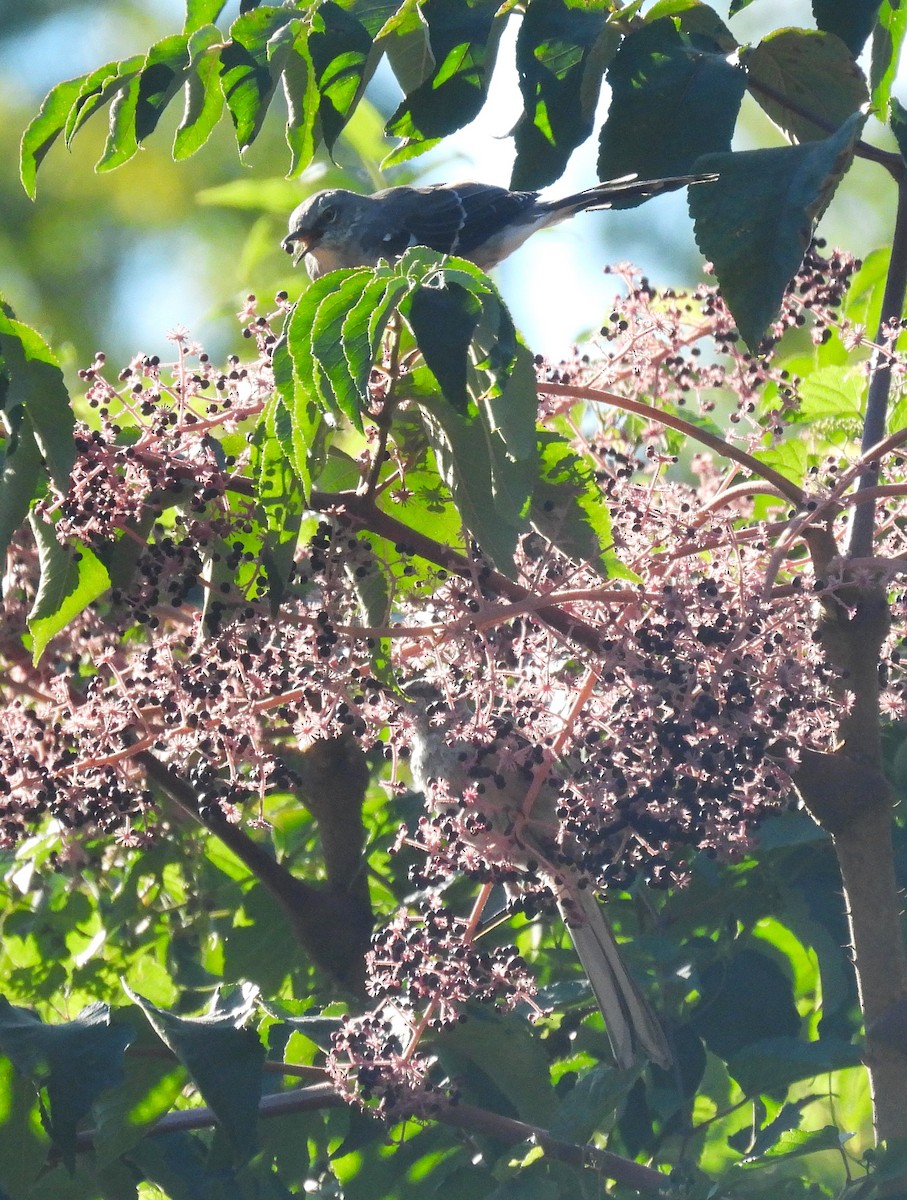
538, 382, 806, 505
137, 749, 372, 995
73, 1082, 668, 1193
847, 175, 907, 558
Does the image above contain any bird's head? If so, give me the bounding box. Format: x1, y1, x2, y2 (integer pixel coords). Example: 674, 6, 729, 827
282, 188, 369, 278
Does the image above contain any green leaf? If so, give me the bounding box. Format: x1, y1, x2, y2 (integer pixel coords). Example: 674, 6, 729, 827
690, 948, 801, 1061
813, 0, 883, 55
403, 282, 483, 412
734, 1124, 847, 1167
409, 369, 534, 576
308, 271, 377, 429
743, 29, 868, 144
690, 112, 865, 349
598, 16, 746, 186
174, 24, 226, 159
91, 1012, 187, 1169
0, 311, 74, 492
728, 1036, 863, 1096
871, 0, 907, 110
272, 336, 329, 496
222, 7, 298, 152
0, 998, 132, 1171
794, 364, 864, 425
310, 0, 377, 154
125, 985, 265, 1162
19, 70, 98, 199
531, 433, 632, 579
384, 0, 506, 163
278, 26, 319, 177
185, 0, 227, 32
511, 0, 617, 191
550, 1064, 637, 1142
0, 1054, 51, 1196
437, 1009, 558, 1126
27, 515, 110, 663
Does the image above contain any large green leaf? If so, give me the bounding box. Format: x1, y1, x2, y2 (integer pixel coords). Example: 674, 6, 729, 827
690, 112, 865, 349
384, 0, 506, 163
174, 24, 227, 159
0, 999, 132, 1170
221, 7, 298, 152
27, 514, 111, 663
813, 0, 883, 55
125, 986, 265, 1162
598, 16, 746, 186
511, 0, 617, 190
743, 29, 868, 144
871, 0, 907, 110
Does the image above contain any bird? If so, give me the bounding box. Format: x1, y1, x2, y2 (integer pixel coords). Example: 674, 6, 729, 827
283, 174, 717, 279
407, 695, 672, 1071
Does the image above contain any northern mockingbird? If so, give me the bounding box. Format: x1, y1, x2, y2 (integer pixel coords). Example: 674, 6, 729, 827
283, 174, 716, 279
408, 697, 672, 1071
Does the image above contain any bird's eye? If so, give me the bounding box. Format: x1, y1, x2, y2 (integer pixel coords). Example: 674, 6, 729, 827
322, 205, 337, 224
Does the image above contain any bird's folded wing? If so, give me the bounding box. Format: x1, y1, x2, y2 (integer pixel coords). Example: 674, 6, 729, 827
557, 884, 672, 1070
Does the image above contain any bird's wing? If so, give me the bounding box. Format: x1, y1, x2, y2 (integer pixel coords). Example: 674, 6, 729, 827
555, 881, 672, 1070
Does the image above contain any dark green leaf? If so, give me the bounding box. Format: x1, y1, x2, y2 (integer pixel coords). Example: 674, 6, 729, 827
175, 25, 226, 159
813, 0, 883, 55
28, 514, 110, 663
735, 1124, 845, 1167
598, 16, 746, 187
310, 1, 377, 153
871, 0, 907, 110
690, 948, 800, 1061
135, 34, 193, 143
0, 1054, 51, 1196
222, 7, 298, 151
743, 29, 868, 144
437, 1009, 558, 1126
403, 282, 482, 412
690, 112, 865, 348
728, 1036, 863, 1095
384, 0, 505, 163
550, 1064, 637, 1142
125, 985, 265, 1162
91, 1012, 187, 1168
511, 0, 617, 190
309, 271, 377, 428
0, 998, 132, 1170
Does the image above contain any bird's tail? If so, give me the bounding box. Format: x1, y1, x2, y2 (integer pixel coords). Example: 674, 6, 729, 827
554, 172, 718, 215
556, 883, 672, 1071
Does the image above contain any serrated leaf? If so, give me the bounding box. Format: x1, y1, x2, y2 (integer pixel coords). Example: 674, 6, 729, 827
309, 271, 378, 428
175, 24, 226, 158
743, 29, 868, 144
531, 434, 631, 579
28, 515, 110, 663
0, 311, 74, 492
280, 29, 319, 177
19, 70, 98, 198
728, 1036, 863, 1096
384, 0, 506, 162
813, 0, 883, 56
511, 0, 615, 190
125, 985, 265, 1162
598, 16, 746, 186
272, 336, 328, 496
0, 999, 132, 1171
437, 1010, 558, 1126
222, 7, 297, 151
871, 0, 907, 110
690, 112, 866, 349
185, 0, 227, 32
549, 1064, 636, 1142
403, 281, 483, 412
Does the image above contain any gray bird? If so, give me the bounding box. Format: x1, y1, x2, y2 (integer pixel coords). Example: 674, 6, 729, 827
408, 701, 672, 1071
283, 174, 716, 279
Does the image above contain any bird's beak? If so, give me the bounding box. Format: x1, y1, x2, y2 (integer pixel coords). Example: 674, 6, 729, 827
282, 231, 313, 266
